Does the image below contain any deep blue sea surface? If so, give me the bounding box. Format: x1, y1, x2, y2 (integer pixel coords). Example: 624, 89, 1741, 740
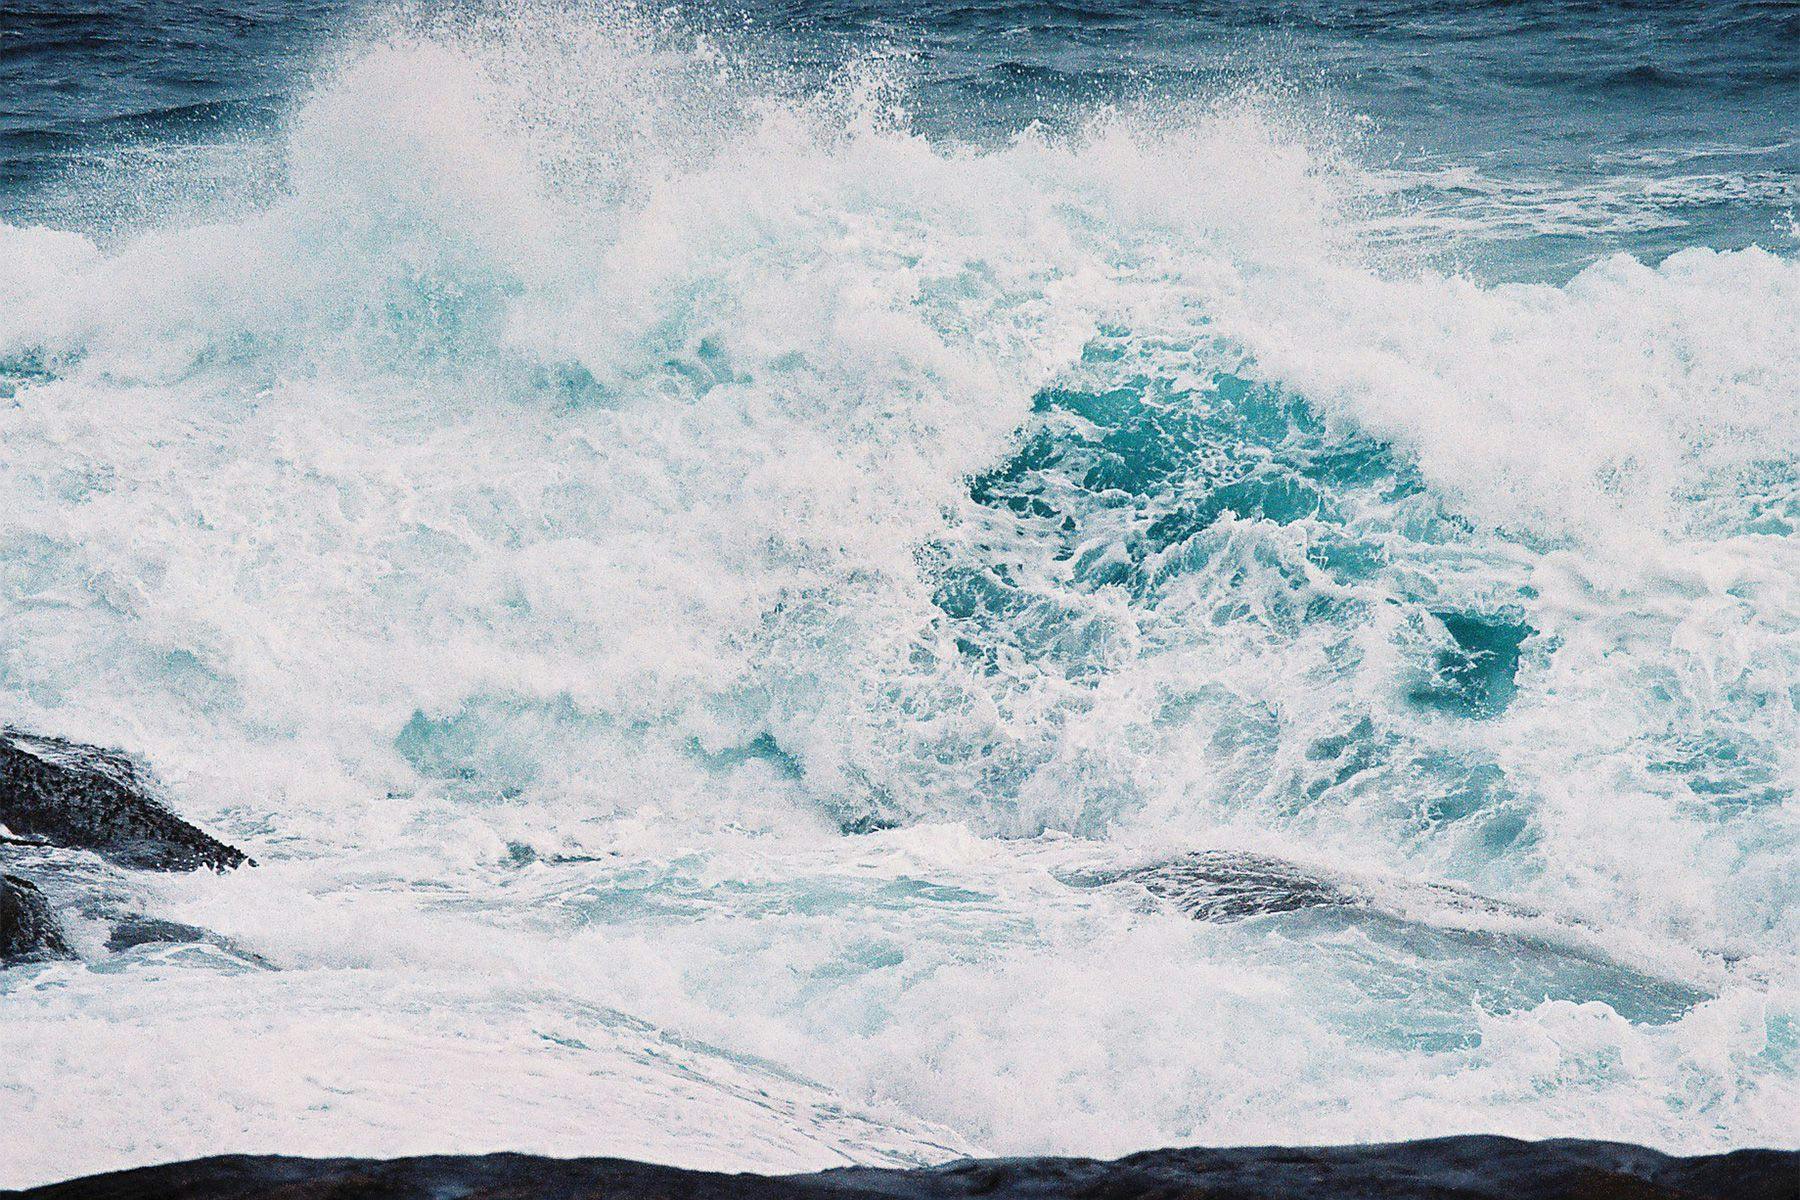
6, 1, 1798, 277
1, 0, 1796, 1183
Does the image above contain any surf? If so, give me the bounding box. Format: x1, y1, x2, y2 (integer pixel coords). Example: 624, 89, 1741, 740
0, 2, 1795, 1185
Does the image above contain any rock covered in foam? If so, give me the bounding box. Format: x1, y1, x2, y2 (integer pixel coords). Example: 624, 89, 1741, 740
0, 728, 248, 872
1064, 848, 1553, 924
1063, 849, 1353, 921
6, 1138, 1795, 1199
0, 872, 73, 964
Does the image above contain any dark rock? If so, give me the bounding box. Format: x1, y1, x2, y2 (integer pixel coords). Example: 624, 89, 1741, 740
0, 872, 74, 964
0, 728, 249, 871
99, 913, 276, 969
103, 915, 211, 952
1063, 849, 1552, 925
1064, 850, 1709, 1028
5, 1137, 1795, 1200
1063, 849, 1353, 921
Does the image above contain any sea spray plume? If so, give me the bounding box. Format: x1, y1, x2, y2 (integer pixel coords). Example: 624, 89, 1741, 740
0, 0, 1785, 949
0, 4, 1787, 900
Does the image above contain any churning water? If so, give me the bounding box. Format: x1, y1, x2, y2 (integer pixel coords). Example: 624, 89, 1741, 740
1, 0, 1796, 1185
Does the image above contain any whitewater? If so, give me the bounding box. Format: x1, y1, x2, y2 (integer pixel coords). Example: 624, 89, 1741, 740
1, 2, 1796, 1185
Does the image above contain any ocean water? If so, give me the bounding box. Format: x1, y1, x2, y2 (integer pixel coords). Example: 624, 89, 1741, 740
1, 0, 1797, 1184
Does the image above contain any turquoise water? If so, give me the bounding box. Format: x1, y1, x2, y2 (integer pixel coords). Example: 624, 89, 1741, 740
0, 0, 1796, 1184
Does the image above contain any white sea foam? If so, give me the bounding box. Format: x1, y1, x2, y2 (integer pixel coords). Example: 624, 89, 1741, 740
0, 5, 1795, 1186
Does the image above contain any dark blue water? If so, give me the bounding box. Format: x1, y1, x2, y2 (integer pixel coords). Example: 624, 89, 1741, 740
5, 1, 1797, 277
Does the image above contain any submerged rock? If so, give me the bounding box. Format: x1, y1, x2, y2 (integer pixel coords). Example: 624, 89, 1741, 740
1065, 849, 1710, 1033
103, 915, 212, 953
100, 913, 276, 969
6, 1137, 1794, 1199
0, 728, 248, 871
0, 872, 73, 964
1062, 849, 1353, 921
1063, 848, 1558, 926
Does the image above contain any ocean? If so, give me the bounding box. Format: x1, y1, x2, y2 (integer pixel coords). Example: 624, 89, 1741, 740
1, 0, 1796, 1185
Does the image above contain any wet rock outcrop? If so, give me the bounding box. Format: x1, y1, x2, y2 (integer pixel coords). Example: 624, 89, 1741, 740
6, 1137, 1796, 1200
0, 871, 73, 964
1064, 849, 1712, 1036
1, 727, 248, 871
1065, 849, 1354, 921
2, 726, 253, 970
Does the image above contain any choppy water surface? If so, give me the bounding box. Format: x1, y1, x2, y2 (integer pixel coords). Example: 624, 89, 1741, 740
1, 0, 1796, 1185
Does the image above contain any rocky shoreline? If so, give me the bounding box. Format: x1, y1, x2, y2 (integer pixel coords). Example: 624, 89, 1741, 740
7, 735, 1795, 1199
7, 1138, 1797, 1200
0, 870, 72, 963
0, 726, 251, 968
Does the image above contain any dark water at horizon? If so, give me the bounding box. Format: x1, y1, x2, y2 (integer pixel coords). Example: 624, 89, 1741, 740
5, 0, 1797, 278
